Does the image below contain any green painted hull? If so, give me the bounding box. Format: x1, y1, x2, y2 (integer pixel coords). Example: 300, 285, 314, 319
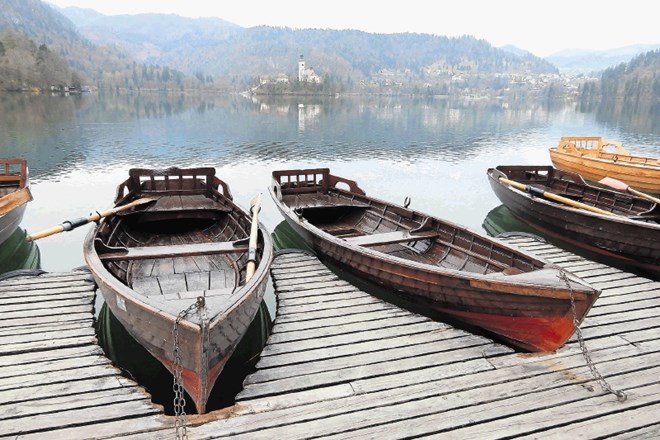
0, 227, 40, 277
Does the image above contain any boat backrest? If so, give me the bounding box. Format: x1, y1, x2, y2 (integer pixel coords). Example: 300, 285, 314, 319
556, 136, 631, 157
272, 168, 331, 195
115, 167, 232, 202
272, 168, 366, 196
0, 159, 28, 188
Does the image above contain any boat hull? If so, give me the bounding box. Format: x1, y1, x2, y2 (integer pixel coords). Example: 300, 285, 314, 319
84, 167, 273, 413
0, 202, 27, 245
487, 166, 660, 279
88, 267, 269, 413
270, 168, 600, 352
0, 159, 31, 246
549, 137, 660, 193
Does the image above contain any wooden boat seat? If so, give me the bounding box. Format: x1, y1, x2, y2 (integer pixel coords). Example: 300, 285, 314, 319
119, 194, 232, 215
0, 175, 22, 183
97, 240, 249, 261
284, 193, 369, 210
344, 229, 439, 247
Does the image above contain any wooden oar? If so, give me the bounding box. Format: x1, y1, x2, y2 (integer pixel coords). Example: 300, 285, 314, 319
598, 176, 660, 205
498, 177, 620, 217
0, 187, 32, 215
245, 193, 262, 282
26, 197, 155, 241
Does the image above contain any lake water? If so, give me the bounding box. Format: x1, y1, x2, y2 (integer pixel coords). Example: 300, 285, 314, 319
3, 92, 659, 412
3, 92, 658, 275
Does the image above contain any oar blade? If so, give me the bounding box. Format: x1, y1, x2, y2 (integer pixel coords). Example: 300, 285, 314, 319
598, 176, 629, 192
246, 193, 262, 282
249, 193, 262, 214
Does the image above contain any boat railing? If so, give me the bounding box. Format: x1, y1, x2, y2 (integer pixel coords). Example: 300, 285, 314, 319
0, 159, 28, 188
272, 168, 331, 195
272, 168, 366, 196
115, 167, 232, 203
557, 136, 631, 157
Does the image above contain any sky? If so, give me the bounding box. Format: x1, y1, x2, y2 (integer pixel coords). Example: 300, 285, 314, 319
45, 0, 659, 58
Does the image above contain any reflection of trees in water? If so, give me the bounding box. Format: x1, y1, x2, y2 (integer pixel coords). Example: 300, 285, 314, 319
2, 93, 657, 179
597, 100, 660, 135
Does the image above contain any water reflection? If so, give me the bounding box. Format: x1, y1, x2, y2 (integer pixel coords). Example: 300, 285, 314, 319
2, 93, 658, 273
0, 228, 41, 278
483, 204, 653, 279
4, 94, 659, 182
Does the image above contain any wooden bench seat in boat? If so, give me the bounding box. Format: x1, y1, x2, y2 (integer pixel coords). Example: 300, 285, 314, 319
97, 240, 249, 261
343, 229, 440, 247
283, 193, 369, 210
118, 194, 233, 215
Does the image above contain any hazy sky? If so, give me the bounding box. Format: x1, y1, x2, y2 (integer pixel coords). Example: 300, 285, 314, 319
46, 0, 659, 57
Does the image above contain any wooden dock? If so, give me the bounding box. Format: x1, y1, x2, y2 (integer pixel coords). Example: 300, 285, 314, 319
1, 236, 659, 439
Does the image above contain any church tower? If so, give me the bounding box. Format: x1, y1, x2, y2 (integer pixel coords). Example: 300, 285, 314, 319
298, 55, 305, 82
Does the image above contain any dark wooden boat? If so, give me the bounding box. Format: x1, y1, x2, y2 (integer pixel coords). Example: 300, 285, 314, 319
0, 159, 32, 246
549, 136, 660, 193
83, 167, 273, 414
270, 168, 600, 352
487, 165, 660, 279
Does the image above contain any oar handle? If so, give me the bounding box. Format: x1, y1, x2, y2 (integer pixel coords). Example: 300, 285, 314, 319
26, 197, 155, 241
26, 225, 66, 241
498, 177, 618, 217
629, 187, 660, 205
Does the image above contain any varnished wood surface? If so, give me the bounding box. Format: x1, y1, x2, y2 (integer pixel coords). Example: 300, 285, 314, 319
1, 237, 659, 439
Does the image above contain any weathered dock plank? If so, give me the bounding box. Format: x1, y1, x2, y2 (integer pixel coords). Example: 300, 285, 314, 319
185, 243, 660, 439
0, 270, 170, 440
1, 237, 658, 439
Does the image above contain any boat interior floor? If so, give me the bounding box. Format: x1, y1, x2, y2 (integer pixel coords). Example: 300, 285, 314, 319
125, 230, 240, 299
0, 185, 19, 197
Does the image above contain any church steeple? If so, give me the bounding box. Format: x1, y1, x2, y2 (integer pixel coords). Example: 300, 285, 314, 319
298, 55, 305, 82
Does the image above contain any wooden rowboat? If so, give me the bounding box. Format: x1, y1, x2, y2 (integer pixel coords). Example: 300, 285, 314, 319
549, 136, 660, 193
270, 168, 600, 352
0, 159, 32, 246
487, 165, 660, 279
83, 167, 273, 414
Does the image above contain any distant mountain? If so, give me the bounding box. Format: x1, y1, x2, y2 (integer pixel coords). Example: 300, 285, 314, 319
547, 44, 660, 74
56, 5, 558, 88
0, 0, 83, 47
1, 0, 210, 91
498, 45, 532, 58
0, 0, 140, 84
11, 0, 656, 96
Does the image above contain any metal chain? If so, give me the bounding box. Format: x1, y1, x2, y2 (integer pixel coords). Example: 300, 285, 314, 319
559, 269, 627, 402
172, 296, 206, 439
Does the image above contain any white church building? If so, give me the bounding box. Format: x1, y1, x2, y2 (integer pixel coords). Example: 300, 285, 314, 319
298, 55, 322, 83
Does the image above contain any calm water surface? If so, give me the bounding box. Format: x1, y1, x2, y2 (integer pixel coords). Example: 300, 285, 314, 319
2, 93, 659, 275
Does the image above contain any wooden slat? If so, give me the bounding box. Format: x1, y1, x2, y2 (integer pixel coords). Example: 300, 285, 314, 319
343, 229, 440, 246
1, 238, 659, 439
98, 240, 249, 261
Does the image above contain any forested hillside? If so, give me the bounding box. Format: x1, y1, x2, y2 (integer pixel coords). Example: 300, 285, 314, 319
63, 8, 558, 87
1, 0, 656, 100
0, 0, 206, 91
579, 50, 660, 104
